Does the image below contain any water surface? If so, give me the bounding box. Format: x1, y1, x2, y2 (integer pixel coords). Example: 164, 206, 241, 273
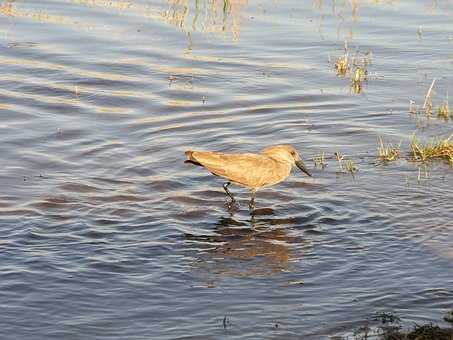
1, 0, 453, 339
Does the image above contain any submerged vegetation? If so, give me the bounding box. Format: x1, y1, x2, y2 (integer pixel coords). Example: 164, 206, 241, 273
348, 311, 453, 340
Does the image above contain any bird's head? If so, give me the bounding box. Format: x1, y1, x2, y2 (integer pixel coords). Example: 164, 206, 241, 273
261, 145, 312, 177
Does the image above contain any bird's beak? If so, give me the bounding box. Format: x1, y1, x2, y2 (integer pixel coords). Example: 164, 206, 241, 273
295, 160, 312, 177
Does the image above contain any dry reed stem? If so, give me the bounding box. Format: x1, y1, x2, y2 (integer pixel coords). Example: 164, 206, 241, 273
422, 79, 436, 112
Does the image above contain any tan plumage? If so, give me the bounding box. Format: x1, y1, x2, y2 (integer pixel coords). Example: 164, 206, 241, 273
185, 145, 312, 212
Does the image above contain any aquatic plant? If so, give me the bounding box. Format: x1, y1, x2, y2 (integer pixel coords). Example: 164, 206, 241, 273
335, 54, 349, 76
377, 137, 401, 162
437, 98, 451, 121
409, 100, 418, 114
313, 152, 327, 169
444, 310, 453, 324
351, 66, 366, 84
334, 41, 349, 76
349, 50, 371, 94
422, 79, 436, 117
335, 151, 345, 171
417, 164, 430, 182
334, 152, 358, 174
333, 42, 371, 93
410, 82, 451, 123
410, 134, 453, 166
345, 160, 358, 174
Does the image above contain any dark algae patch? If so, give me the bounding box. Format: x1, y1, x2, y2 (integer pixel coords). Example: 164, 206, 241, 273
349, 311, 453, 340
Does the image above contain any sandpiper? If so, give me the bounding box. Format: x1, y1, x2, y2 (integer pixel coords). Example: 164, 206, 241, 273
185, 145, 311, 212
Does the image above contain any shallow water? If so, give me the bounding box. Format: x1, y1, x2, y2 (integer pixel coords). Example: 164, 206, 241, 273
0, 0, 452, 339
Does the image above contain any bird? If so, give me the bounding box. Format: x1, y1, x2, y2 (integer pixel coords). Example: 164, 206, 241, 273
184, 144, 312, 212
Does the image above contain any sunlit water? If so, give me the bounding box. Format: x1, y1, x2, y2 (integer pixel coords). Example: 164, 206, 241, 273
1, 0, 452, 339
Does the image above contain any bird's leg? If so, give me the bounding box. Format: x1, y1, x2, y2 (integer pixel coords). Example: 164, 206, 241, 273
223, 182, 235, 201
249, 191, 256, 214
223, 182, 236, 209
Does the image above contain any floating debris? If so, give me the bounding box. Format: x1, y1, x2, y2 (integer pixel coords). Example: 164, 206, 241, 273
288, 280, 305, 286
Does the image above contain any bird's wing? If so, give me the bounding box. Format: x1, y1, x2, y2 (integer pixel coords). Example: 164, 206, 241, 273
188, 151, 272, 187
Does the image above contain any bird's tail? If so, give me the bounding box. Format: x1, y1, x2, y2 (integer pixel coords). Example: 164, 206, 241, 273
184, 151, 202, 166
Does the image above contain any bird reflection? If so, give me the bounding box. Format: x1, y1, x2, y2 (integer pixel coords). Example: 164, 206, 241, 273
184, 213, 310, 280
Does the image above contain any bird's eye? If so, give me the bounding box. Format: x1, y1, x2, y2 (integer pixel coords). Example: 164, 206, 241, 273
291, 151, 296, 156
